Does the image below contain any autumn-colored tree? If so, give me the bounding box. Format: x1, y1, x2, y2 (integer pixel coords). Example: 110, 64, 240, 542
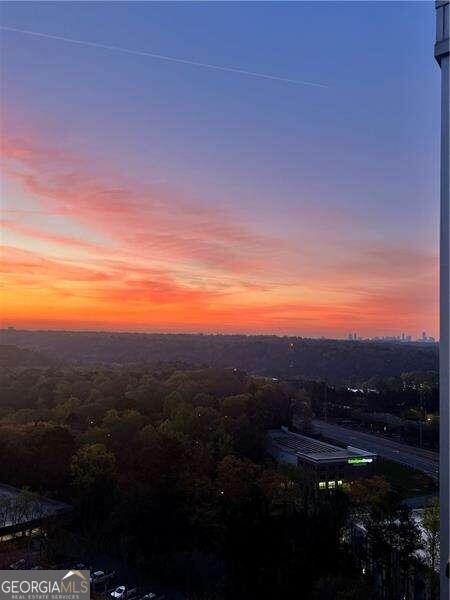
70, 443, 117, 491
346, 476, 391, 517
70, 443, 117, 530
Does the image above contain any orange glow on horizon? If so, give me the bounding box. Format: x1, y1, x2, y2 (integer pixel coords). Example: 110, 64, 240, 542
0, 125, 439, 339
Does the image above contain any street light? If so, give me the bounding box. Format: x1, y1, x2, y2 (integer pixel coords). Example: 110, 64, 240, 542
435, 2, 450, 598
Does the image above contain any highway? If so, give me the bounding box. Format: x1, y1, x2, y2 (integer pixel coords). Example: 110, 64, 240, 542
313, 420, 439, 481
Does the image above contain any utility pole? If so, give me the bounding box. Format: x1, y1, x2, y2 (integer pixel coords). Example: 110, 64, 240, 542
435, 2, 450, 597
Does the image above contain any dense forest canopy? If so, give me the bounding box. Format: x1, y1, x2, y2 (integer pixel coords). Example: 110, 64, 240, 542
0, 330, 438, 383
0, 352, 437, 597
0, 361, 361, 597
0, 344, 55, 368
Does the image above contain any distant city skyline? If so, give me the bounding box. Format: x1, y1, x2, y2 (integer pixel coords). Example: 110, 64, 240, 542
347, 331, 436, 342
0, 2, 439, 337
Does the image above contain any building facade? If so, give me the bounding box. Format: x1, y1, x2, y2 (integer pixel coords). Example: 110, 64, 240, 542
269, 427, 376, 491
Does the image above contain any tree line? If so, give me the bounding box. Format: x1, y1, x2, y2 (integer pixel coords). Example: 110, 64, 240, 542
0, 328, 438, 382
0, 355, 439, 598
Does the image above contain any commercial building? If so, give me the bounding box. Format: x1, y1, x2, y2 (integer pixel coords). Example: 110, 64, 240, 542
269, 427, 376, 491
0, 484, 71, 542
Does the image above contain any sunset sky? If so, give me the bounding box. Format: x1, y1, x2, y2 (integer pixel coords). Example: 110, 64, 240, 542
0, 1, 440, 338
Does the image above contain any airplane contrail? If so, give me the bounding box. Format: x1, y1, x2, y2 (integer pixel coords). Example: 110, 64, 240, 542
0, 25, 327, 88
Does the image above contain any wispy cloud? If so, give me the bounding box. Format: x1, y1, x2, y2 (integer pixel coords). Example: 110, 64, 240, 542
2, 132, 289, 277
1, 124, 437, 336
1, 219, 101, 251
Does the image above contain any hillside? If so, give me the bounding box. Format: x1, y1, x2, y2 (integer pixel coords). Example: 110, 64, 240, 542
0, 329, 438, 382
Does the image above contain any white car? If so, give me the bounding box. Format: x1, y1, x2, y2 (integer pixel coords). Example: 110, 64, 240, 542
111, 586, 127, 600
111, 586, 137, 600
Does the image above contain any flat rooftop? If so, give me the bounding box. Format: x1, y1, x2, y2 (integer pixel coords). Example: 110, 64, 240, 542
0, 484, 71, 531
269, 428, 376, 464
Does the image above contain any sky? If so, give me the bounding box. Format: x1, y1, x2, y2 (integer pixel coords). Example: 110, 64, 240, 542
0, 1, 440, 338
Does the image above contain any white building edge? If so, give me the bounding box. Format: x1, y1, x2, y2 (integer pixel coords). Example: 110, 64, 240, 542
435, 1, 450, 597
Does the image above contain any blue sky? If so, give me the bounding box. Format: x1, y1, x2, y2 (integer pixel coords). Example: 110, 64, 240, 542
0, 1, 441, 337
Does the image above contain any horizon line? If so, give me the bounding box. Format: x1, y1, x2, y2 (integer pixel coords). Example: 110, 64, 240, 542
0, 325, 440, 342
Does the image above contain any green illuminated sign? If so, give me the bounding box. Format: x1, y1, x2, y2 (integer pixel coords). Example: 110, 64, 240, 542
348, 457, 373, 465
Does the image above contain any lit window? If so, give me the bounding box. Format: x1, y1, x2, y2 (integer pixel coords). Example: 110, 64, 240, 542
328, 481, 336, 489
337, 480, 343, 486
319, 482, 326, 490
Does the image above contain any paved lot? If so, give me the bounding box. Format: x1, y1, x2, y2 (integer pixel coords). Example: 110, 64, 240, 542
313, 420, 439, 480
